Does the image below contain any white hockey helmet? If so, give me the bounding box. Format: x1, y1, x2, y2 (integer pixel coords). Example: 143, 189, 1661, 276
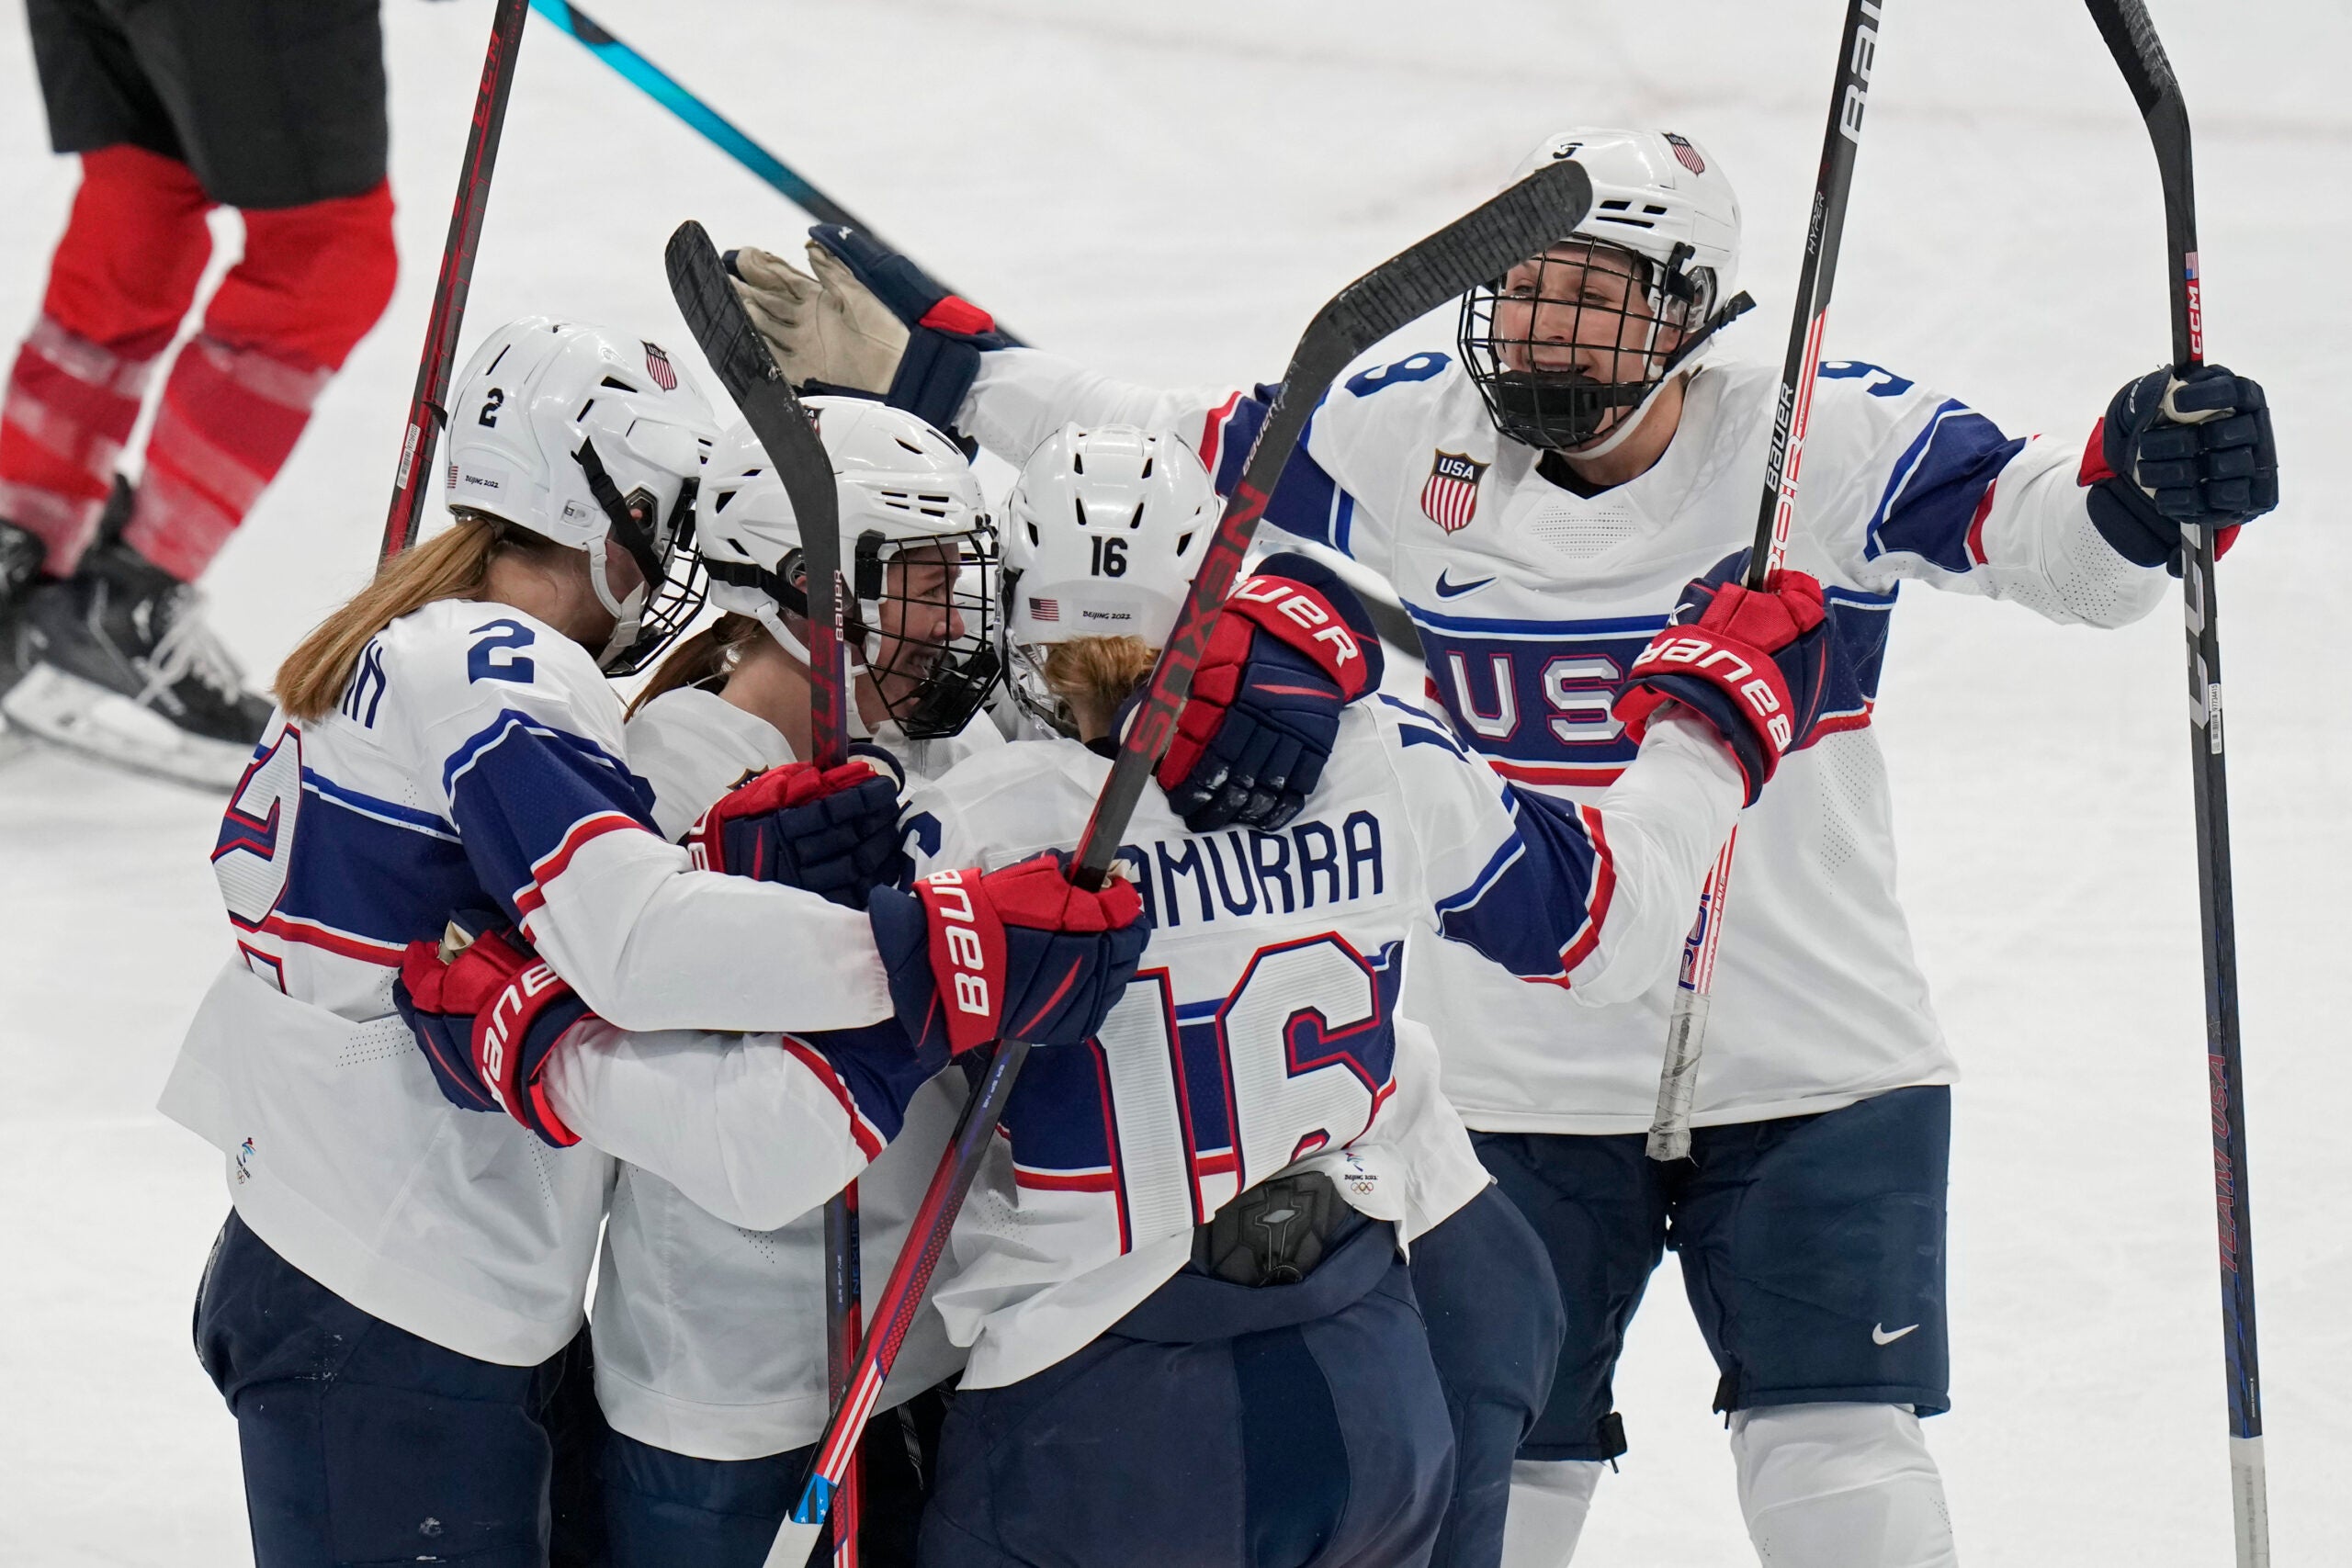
1459, 130, 1753, 452
1000, 423, 1217, 735
444, 317, 718, 671
695, 398, 999, 738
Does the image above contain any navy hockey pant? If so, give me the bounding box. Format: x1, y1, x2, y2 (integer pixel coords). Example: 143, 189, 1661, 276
192, 1211, 607, 1567
602, 1393, 945, 1568
918, 1221, 1453, 1568
1472, 1084, 1951, 1461
1408, 1186, 1566, 1568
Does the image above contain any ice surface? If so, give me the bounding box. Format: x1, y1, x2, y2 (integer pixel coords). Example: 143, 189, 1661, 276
2, 1, 2345, 1562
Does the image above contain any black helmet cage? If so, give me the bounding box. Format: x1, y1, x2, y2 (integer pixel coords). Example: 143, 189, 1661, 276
849, 523, 1001, 739
1458, 238, 1752, 452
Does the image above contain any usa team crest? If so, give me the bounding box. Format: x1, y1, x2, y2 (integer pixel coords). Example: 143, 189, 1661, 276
642, 341, 678, 390
1420, 450, 1487, 532
1664, 132, 1706, 175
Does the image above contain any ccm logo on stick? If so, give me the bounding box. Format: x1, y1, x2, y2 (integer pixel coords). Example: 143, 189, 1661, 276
922, 868, 992, 1019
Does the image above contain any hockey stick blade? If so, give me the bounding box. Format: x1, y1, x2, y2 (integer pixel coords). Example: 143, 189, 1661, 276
665, 220, 851, 765
782, 156, 1594, 1548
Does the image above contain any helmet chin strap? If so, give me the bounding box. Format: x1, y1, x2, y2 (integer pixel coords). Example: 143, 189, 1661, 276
1564, 367, 1685, 461
584, 536, 650, 669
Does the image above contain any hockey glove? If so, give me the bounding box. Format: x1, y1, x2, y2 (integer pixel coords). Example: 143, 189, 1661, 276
729, 242, 910, 397
1611, 554, 1832, 807
684, 757, 909, 908
867, 852, 1149, 1056
393, 918, 592, 1148
1157, 553, 1385, 833
800, 225, 1011, 434
2083, 363, 2277, 575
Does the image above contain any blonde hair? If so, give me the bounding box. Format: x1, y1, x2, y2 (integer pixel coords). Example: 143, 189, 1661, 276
275, 516, 513, 721
628, 611, 766, 716
1042, 636, 1158, 732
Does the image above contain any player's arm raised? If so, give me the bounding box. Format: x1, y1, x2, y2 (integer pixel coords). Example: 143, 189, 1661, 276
1396, 554, 1843, 1005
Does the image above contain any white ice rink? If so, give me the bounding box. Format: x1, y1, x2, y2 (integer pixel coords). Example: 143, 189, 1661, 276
2, 1, 2345, 1562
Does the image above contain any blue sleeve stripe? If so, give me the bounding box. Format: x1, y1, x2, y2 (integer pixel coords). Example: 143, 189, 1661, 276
442, 709, 634, 797
1863, 399, 2029, 571
1406, 602, 1668, 638
444, 711, 662, 923
1432, 833, 1525, 918
301, 768, 458, 840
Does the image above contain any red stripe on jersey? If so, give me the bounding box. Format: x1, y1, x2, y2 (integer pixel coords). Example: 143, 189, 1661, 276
255, 912, 407, 965
1013, 1165, 1119, 1192
779, 1037, 885, 1162
513, 811, 647, 916
1542, 805, 1617, 982
1197, 390, 1244, 479
1487, 758, 1629, 789
1963, 478, 1999, 567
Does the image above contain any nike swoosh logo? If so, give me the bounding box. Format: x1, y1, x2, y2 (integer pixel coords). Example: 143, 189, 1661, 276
1433, 570, 1495, 599
1871, 1322, 1919, 1346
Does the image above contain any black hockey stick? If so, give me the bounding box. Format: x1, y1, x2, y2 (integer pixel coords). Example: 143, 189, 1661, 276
766, 157, 1597, 1565
2082, 6, 2268, 1562
381, 0, 532, 559
1646, 0, 1887, 1161
668, 220, 865, 1568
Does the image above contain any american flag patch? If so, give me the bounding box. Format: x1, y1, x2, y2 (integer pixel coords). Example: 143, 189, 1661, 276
642, 341, 677, 391
1030, 597, 1059, 622
1664, 132, 1706, 175
1419, 451, 1487, 533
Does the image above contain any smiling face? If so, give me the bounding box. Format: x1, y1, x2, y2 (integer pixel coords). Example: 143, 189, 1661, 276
1490, 241, 1688, 388
863, 541, 967, 708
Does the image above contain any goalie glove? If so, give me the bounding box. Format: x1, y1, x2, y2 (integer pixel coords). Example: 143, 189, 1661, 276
1611, 555, 1833, 807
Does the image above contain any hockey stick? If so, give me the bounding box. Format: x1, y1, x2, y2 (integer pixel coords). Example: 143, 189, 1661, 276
1645, 0, 1885, 1162
534, 0, 1023, 344
667, 220, 865, 1568
2081, 6, 2268, 1562
380, 0, 532, 559
759, 157, 1596, 1566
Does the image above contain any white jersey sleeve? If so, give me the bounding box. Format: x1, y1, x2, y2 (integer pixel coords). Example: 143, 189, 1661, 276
1793, 362, 2166, 627
384, 605, 891, 1032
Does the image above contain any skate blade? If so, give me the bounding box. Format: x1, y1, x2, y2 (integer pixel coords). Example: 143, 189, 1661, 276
0, 664, 255, 793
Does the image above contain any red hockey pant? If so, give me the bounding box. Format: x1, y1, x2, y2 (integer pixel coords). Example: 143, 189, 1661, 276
0, 144, 396, 580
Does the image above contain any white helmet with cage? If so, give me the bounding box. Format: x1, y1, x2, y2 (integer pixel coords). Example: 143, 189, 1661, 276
444, 316, 718, 672
1459, 130, 1753, 453
694, 397, 999, 739
1000, 423, 1217, 735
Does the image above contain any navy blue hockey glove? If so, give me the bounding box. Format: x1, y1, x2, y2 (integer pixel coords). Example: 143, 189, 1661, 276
684, 757, 909, 908
867, 852, 1149, 1056
393, 917, 592, 1148
1157, 553, 1385, 833
2084, 364, 2277, 575
1611, 552, 1833, 807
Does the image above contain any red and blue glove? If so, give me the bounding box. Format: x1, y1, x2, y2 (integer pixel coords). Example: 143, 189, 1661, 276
867, 852, 1150, 1056
1156, 553, 1385, 833
684, 755, 908, 908
800, 224, 1011, 437
2083, 363, 2277, 575
1611, 554, 1833, 807
393, 916, 593, 1148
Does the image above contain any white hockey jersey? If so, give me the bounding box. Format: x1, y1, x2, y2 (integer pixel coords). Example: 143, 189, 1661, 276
905, 697, 1743, 1389
580, 686, 992, 1461
160, 599, 895, 1365
958, 348, 2168, 1133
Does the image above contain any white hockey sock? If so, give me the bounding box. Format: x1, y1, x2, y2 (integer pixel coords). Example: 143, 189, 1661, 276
1498, 1458, 1603, 1568
1730, 1403, 1958, 1568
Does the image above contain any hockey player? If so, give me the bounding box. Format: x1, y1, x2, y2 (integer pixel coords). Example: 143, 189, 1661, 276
0, 0, 400, 784
896, 423, 1849, 1568
729, 126, 2281, 1568
163, 318, 1143, 1568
